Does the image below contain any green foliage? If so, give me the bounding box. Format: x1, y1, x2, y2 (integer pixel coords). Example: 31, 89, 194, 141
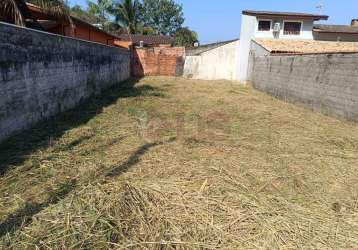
71, 3, 121, 33
87, 0, 111, 25
174, 27, 198, 47
70, 4, 98, 23
133, 24, 156, 35
110, 0, 141, 34
1, 0, 199, 44
140, 0, 184, 35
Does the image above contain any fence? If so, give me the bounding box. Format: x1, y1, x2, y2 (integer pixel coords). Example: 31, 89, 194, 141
0, 22, 130, 143
250, 53, 358, 121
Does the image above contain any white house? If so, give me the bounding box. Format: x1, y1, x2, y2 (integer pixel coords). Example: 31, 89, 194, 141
237, 10, 328, 83
183, 10, 358, 83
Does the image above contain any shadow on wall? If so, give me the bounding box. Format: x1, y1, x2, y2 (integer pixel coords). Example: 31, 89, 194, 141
0, 78, 160, 176
131, 48, 145, 77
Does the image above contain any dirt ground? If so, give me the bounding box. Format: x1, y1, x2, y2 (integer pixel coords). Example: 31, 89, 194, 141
0, 77, 358, 249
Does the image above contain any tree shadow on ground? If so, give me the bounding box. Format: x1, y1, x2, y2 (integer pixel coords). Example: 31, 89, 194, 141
0, 137, 176, 239
105, 137, 176, 178
105, 142, 158, 178
0, 78, 165, 176
0, 179, 77, 238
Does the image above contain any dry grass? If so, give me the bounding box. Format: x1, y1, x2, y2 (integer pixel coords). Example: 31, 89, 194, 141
0, 77, 358, 249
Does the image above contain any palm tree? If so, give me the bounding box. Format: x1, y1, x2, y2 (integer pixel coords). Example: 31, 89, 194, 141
87, 0, 111, 29
0, 0, 38, 28
111, 0, 140, 34
0, 0, 73, 33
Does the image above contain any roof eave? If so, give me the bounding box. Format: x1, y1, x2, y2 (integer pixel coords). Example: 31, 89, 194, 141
313, 29, 358, 34
26, 2, 119, 40
242, 11, 328, 21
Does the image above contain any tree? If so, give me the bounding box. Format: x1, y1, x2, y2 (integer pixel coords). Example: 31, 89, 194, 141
71, 4, 98, 24
0, 0, 73, 32
0, 0, 31, 27
28, 0, 73, 30
87, 0, 112, 27
174, 27, 198, 47
110, 0, 141, 34
140, 0, 184, 35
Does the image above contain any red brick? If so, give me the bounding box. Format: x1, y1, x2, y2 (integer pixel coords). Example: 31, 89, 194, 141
131, 47, 185, 77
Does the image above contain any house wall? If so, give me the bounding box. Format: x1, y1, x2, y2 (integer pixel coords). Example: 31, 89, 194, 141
131, 47, 185, 77
237, 14, 257, 82
27, 4, 116, 47
186, 40, 237, 56
250, 53, 358, 121
313, 32, 358, 42
73, 23, 115, 46
0, 22, 130, 143
246, 41, 270, 82
114, 40, 132, 48
238, 13, 317, 83
255, 19, 314, 40
183, 40, 239, 81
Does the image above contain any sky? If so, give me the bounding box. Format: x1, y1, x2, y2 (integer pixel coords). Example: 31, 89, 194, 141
68, 0, 358, 44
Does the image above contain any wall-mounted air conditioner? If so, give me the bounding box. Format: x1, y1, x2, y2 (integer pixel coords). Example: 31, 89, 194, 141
273, 22, 281, 39
273, 23, 281, 32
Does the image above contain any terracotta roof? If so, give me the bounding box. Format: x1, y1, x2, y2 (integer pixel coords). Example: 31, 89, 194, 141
314, 24, 358, 34
26, 3, 119, 40
117, 34, 173, 45
243, 10, 328, 20
254, 39, 358, 54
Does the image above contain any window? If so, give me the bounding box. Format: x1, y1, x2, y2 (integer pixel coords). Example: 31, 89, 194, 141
283, 21, 302, 35
258, 20, 271, 31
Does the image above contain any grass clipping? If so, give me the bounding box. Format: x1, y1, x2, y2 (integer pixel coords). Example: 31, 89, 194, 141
4, 176, 358, 249
1, 77, 358, 249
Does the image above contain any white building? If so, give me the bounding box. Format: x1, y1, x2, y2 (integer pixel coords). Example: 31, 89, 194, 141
237, 10, 328, 83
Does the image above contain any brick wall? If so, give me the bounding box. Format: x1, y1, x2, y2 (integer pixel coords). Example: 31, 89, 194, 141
0, 22, 130, 143
251, 53, 358, 121
131, 47, 185, 77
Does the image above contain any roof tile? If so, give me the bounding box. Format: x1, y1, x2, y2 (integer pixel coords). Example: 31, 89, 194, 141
314, 24, 358, 34
117, 34, 173, 45
254, 39, 358, 54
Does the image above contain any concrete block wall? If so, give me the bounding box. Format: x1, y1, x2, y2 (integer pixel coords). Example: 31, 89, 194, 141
131, 47, 185, 77
251, 53, 358, 121
0, 22, 130, 143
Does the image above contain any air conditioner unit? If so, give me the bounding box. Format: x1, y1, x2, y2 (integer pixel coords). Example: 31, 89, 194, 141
273, 23, 281, 32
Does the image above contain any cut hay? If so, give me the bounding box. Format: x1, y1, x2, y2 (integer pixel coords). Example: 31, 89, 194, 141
1, 77, 358, 249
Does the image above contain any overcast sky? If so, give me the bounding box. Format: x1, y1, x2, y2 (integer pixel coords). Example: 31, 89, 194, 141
68, 0, 358, 44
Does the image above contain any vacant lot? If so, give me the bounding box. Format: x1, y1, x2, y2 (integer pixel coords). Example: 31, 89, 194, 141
0, 77, 358, 249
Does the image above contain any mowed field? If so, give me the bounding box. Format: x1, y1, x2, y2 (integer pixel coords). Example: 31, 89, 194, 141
0, 77, 358, 249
